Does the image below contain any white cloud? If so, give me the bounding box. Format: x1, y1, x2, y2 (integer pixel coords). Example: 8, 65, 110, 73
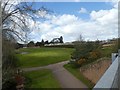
37, 10, 47, 17
79, 8, 88, 14
15, 2, 118, 42
51, 14, 78, 26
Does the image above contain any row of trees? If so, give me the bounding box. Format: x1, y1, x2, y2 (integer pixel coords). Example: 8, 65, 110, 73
27, 36, 64, 47
27, 39, 46, 47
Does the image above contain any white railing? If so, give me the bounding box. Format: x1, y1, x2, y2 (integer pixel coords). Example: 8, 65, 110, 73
93, 55, 119, 89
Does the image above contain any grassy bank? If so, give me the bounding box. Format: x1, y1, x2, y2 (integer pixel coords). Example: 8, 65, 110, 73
101, 46, 114, 57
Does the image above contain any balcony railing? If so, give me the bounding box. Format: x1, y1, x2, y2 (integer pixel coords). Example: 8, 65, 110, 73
93, 53, 119, 89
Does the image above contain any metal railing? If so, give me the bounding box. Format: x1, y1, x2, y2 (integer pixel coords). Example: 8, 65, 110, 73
93, 54, 119, 89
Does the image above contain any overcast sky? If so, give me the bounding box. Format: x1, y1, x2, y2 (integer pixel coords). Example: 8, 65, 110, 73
20, 1, 118, 42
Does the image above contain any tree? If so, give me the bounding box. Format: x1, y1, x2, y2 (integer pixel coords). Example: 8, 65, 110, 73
2, 0, 50, 43
71, 35, 102, 67
35, 42, 41, 47
72, 42, 93, 60
41, 39, 45, 46
79, 34, 84, 42
15, 43, 24, 49
44, 40, 49, 44
1, 0, 50, 89
27, 41, 34, 47
59, 36, 63, 43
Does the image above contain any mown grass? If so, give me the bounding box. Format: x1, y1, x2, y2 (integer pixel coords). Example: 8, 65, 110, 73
24, 69, 61, 88
16, 47, 74, 68
64, 64, 95, 89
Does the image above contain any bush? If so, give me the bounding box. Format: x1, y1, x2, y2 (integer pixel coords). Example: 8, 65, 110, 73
2, 78, 16, 90
77, 58, 86, 66
89, 50, 101, 60
2, 39, 18, 89
71, 41, 101, 67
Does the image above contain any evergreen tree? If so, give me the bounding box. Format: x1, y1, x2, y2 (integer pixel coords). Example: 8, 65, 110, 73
60, 36, 63, 43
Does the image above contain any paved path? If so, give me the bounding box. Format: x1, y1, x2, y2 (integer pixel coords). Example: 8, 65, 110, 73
23, 61, 88, 88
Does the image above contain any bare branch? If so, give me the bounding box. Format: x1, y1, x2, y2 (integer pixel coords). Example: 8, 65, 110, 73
2, 0, 9, 13
2, 8, 19, 23
2, 1, 51, 43
6, 1, 17, 13
9, 18, 27, 32
11, 14, 27, 27
3, 28, 25, 42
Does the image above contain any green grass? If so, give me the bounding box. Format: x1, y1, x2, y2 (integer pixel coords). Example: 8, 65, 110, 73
24, 69, 61, 88
101, 46, 114, 57
16, 47, 74, 68
64, 64, 95, 89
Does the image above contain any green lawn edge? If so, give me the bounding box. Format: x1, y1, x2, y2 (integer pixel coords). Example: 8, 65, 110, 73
64, 64, 95, 89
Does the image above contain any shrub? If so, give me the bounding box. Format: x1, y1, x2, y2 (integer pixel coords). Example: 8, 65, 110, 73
2, 39, 19, 90
89, 50, 101, 60
77, 58, 86, 65
71, 40, 101, 67
2, 78, 16, 90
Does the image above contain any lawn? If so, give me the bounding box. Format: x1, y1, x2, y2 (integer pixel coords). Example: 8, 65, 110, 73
16, 47, 74, 68
64, 64, 95, 89
24, 69, 61, 88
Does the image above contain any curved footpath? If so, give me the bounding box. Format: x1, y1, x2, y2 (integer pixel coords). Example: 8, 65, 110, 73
23, 61, 88, 88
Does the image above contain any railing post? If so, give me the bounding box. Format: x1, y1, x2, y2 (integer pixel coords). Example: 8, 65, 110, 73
118, 49, 120, 90
112, 53, 118, 63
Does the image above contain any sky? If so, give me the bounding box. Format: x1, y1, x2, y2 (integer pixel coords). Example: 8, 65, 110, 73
14, 1, 118, 43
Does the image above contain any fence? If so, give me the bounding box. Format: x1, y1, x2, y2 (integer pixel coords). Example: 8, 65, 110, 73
93, 52, 119, 89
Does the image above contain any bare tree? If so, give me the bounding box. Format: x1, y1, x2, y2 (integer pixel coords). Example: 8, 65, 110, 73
79, 34, 84, 42
2, 0, 50, 42
1, 0, 51, 89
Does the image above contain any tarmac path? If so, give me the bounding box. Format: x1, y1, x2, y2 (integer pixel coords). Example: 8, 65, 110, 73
23, 61, 88, 88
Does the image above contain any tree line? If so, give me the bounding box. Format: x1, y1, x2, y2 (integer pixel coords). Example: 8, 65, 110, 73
16, 36, 64, 48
